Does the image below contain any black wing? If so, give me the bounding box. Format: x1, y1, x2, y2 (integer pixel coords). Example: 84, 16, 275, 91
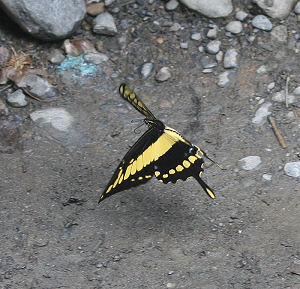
99, 125, 161, 203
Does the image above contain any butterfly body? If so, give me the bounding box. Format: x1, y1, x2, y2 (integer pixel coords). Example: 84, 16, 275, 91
99, 84, 217, 203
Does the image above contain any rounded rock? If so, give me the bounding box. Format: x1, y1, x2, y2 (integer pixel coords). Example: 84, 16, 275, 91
235, 10, 248, 21
224, 48, 238, 68
6, 89, 28, 108
140, 62, 153, 79
284, 162, 300, 178
225, 21, 243, 34
252, 15, 272, 31
206, 40, 221, 54
155, 67, 172, 82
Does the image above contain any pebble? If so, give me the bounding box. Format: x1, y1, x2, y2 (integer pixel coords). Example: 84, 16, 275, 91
235, 10, 248, 21
225, 21, 243, 34
169, 23, 181, 32
200, 55, 217, 69
0, 46, 10, 64
217, 71, 231, 88
87, 3, 105, 16
267, 82, 275, 91
180, 42, 189, 49
252, 15, 272, 31
206, 40, 221, 54
0, 99, 9, 116
155, 67, 172, 82
140, 62, 154, 79
238, 156, 262, 171
293, 86, 300, 95
272, 90, 295, 104
271, 25, 288, 43
93, 12, 118, 36
284, 162, 300, 178
166, 0, 179, 11
252, 102, 272, 126
17, 74, 58, 100
191, 32, 202, 41
48, 48, 65, 64
6, 89, 28, 107
83, 52, 109, 64
166, 283, 176, 288
198, 46, 205, 52
223, 48, 238, 68
63, 39, 96, 57
256, 65, 267, 74
216, 51, 224, 63
207, 26, 218, 39
105, 0, 115, 6
295, 2, 300, 14
179, 0, 233, 18
262, 173, 272, 181
30, 108, 73, 132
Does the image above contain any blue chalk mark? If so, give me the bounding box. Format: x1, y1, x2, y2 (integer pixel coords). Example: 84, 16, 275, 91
58, 55, 98, 76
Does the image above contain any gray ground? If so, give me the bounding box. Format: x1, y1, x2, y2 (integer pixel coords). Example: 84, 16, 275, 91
0, 2, 300, 289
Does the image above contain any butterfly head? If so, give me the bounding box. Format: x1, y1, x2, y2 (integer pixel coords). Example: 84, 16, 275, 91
144, 118, 164, 131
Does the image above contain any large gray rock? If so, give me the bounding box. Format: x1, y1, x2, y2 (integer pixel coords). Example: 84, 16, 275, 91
179, 0, 233, 18
252, 0, 297, 19
0, 0, 86, 40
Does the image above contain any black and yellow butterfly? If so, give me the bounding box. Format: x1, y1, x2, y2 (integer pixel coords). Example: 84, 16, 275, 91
99, 84, 221, 203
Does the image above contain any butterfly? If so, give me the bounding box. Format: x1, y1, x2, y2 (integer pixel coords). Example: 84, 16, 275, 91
99, 84, 221, 203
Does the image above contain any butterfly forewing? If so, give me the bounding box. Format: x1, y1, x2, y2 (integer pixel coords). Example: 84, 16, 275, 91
119, 83, 156, 120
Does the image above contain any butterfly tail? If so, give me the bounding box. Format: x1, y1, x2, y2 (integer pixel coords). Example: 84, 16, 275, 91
194, 174, 216, 199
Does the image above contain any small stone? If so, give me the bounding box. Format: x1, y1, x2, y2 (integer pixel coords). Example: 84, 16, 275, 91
48, 48, 65, 64
262, 173, 272, 181
225, 21, 243, 34
224, 48, 238, 68
166, 0, 179, 11
83, 52, 109, 64
6, 89, 28, 107
63, 39, 96, 57
295, 2, 300, 14
267, 82, 275, 91
180, 42, 189, 49
238, 156, 262, 171
206, 40, 221, 54
272, 90, 295, 104
252, 102, 272, 126
87, 3, 105, 16
169, 23, 181, 32
252, 15, 272, 31
0, 99, 9, 116
166, 283, 176, 289
0, 46, 10, 64
191, 32, 202, 41
217, 71, 231, 88
256, 65, 267, 74
140, 62, 153, 79
200, 55, 217, 69
271, 25, 288, 43
198, 46, 204, 52
105, 0, 115, 6
30, 108, 73, 132
93, 12, 118, 36
207, 26, 218, 39
216, 51, 224, 63
284, 162, 300, 178
235, 10, 248, 21
155, 67, 171, 82
202, 68, 213, 73
293, 86, 300, 95
17, 74, 58, 100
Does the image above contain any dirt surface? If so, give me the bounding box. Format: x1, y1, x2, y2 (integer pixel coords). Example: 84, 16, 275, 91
0, 1, 300, 289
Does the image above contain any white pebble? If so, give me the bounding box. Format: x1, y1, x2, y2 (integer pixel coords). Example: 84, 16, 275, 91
284, 162, 300, 178
252, 102, 272, 126
239, 156, 262, 171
